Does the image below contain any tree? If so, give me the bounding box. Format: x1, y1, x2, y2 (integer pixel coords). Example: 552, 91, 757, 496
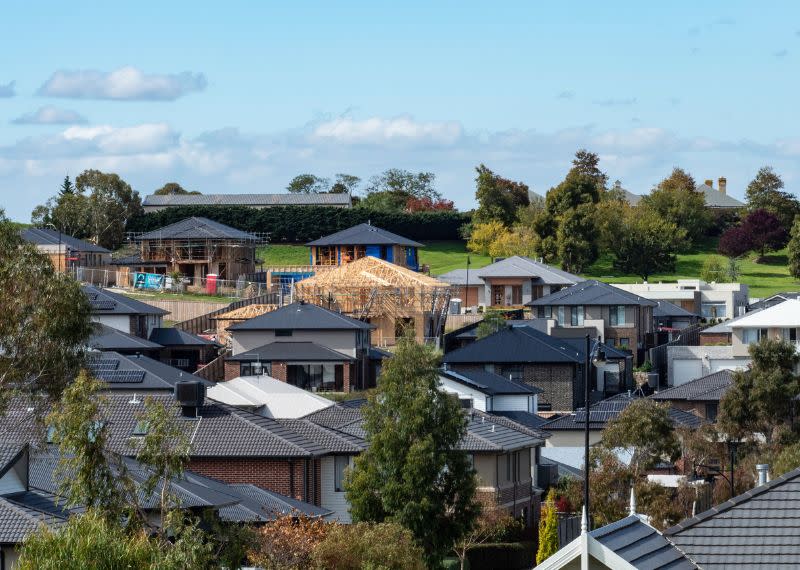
312, 522, 426, 570
467, 220, 507, 256
476, 310, 507, 339
0, 215, 92, 410
488, 226, 539, 258
605, 204, 686, 280
536, 496, 559, 564
330, 173, 361, 194
154, 182, 200, 195
473, 165, 530, 226
556, 203, 597, 273
287, 174, 331, 194
31, 190, 90, 238
719, 209, 787, 261
136, 398, 192, 531
345, 336, 479, 567
452, 508, 520, 570
59, 175, 75, 196
788, 217, 800, 279
366, 169, 439, 200
76, 169, 143, 249
602, 399, 680, 479
719, 338, 800, 443
745, 166, 800, 230
700, 256, 728, 283
641, 168, 710, 245
47, 371, 137, 521
561, 447, 632, 527
405, 196, 455, 212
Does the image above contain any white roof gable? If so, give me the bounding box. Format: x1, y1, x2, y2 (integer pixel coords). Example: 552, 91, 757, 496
207, 375, 334, 418
729, 299, 800, 328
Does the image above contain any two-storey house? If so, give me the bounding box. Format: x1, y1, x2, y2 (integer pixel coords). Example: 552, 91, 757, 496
528, 280, 656, 364
307, 223, 423, 270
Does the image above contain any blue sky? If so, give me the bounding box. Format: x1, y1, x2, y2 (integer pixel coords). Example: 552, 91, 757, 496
1, 1, 799, 221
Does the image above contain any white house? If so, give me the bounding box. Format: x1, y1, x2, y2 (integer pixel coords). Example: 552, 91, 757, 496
438, 369, 540, 413
728, 298, 800, 358
615, 279, 749, 321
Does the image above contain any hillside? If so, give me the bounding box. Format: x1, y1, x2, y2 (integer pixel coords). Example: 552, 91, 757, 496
257, 240, 797, 298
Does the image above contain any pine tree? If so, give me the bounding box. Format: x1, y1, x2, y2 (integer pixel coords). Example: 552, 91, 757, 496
536, 496, 559, 564
345, 336, 479, 567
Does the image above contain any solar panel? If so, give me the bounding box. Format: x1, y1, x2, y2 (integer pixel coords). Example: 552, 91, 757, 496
86, 359, 120, 372
97, 370, 145, 384
90, 299, 117, 311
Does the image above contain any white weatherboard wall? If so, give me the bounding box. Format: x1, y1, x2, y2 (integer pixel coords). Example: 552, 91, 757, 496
92, 314, 131, 334
320, 456, 352, 522
438, 376, 489, 411
672, 360, 703, 386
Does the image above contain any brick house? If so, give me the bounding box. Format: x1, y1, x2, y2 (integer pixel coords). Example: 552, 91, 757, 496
442, 325, 631, 412
528, 280, 656, 365
226, 301, 376, 391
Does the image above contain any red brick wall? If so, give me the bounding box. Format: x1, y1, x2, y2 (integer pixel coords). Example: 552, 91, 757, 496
272, 362, 287, 381
700, 332, 731, 346
343, 363, 352, 392
187, 457, 310, 502
224, 361, 239, 380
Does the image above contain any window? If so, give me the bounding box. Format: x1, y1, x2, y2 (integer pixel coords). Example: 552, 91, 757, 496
500, 365, 524, 382
557, 306, 565, 324
743, 328, 768, 344
240, 361, 270, 376
334, 455, 351, 492
609, 305, 626, 326
782, 328, 798, 342
705, 403, 719, 422
275, 329, 293, 337
316, 246, 337, 266
511, 286, 522, 305
541, 306, 552, 318
571, 305, 584, 326
619, 338, 630, 348
492, 286, 505, 306
701, 303, 727, 319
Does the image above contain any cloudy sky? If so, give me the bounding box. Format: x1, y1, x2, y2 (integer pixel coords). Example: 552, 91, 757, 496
1, 1, 799, 221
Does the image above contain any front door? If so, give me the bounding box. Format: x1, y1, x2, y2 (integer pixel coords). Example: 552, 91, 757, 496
492, 285, 505, 306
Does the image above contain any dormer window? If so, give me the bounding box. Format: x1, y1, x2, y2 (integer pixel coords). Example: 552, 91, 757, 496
132, 420, 150, 436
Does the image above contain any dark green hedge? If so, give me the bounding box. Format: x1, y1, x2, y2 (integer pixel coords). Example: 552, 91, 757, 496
127, 206, 471, 243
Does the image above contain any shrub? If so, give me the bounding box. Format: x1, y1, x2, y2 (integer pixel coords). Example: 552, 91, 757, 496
312, 522, 425, 570
249, 514, 331, 570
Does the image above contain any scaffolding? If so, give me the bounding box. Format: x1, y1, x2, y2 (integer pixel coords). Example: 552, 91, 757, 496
293, 256, 452, 345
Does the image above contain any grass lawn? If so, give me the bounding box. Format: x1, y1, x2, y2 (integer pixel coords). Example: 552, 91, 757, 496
254, 239, 798, 297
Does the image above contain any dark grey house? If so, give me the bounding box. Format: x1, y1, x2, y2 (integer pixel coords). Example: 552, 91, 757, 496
528, 280, 657, 364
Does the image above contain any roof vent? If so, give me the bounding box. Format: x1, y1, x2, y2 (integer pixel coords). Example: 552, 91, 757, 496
491, 424, 495, 433
174, 381, 205, 419
756, 464, 770, 486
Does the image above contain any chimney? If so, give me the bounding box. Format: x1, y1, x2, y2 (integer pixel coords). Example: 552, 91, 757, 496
756, 464, 770, 486
704, 179, 713, 188
174, 380, 205, 419
718, 177, 727, 195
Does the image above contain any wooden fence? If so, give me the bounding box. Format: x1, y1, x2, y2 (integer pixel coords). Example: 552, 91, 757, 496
175, 291, 282, 335
135, 299, 230, 322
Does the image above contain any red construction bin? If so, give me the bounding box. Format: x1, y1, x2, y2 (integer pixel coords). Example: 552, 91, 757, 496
206, 273, 218, 294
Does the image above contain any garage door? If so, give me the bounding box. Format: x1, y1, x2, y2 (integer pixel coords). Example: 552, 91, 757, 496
672, 359, 703, 386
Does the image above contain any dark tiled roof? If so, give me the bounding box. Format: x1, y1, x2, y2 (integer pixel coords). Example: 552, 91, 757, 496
276, 419, 366, 454
143, 193, 351, 207
228, 302, 373, 331
137, 217, 259, 241
748, 292, 800, 312
306, 223, 422, 247
666, 466, 800, 568
220, 483, 332, 521
527, 280, 657, 307
229, 342, 354, 362
454, 319, 549, 340
89, 323, 164, 352
651, 370, 734, 403
653, 300, 699, 319
492, 411, 551, 429
440, 369, 541, 395
302, 402, 365, 429
83, 285, 169, 316
442, 326, 583, 365
474, 256, 583, 284
542, 393, 705, 430
86, 352, 212, 391
0, 443, 26, 476
148, 327, 218, 347
591, 515, 698, 569
0, 496, 67, 544
20, 227, 110, 253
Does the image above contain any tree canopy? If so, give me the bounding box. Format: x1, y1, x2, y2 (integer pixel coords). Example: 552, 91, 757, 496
641, 168, 710, 245
345, 336, 479, 566
287, 174, 331, 194
473, 164, 530, 226
745, 166, 800, 230
718, 209, 787, 261
154, 182, 200, 195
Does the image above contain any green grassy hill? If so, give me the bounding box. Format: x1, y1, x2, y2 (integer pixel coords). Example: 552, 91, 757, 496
257, 240, 797, 298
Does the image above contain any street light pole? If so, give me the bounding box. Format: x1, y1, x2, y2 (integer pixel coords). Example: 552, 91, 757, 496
583, 334, 591, 531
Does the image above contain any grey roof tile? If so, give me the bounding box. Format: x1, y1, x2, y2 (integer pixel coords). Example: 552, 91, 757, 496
443, 325, 583, 365
0, 496, 67, 544
440, 368, 542, 395
591, 515, 698, 569
136, 217, 259, 241
148, 327, 217, 347
650, 370, 733, 402
528, 279, 657, 307
654, 300, 699, 319
143, 193, 351, 207
667, 467, 800, 568
695, 183, 745, 209
228, 301, 373, 331
306, 223, 422, 247
84, 285, 169, 316
20, 227, 111, 253
90, 323, 164, 352
86, 352, 212, 391
474, 256, 583, 284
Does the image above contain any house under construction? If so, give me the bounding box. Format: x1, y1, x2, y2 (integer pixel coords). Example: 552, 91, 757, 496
124, 217, 264, 281
293, 256, 452, 345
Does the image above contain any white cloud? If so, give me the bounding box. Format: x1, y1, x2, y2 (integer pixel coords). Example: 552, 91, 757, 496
312, 116, 463, 145
0, 81, 15, 98
37, 66, 206, 101
11, 106, 87, 125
